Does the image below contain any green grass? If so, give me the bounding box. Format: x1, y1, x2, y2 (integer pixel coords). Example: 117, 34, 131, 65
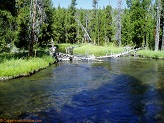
74, 44, 124, 56
57, 43, 73, 53
56, 43, 124, 56
0, 55, 55, 80
137, 50, 164, 59
0, 52, 28, 63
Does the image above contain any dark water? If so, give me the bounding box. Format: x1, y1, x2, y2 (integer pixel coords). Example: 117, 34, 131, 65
0, 58, 164, 123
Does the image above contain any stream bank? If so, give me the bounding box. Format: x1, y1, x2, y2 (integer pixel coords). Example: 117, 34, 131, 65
0, 55, 55, 81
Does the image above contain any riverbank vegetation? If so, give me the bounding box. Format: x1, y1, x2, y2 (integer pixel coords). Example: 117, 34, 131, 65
0, 54, 55, 80
57, 43, 73, 53
74, 44, 124, 56
57, 43, 164, 59
57, 43, 124, 56
136, 50, 164, 59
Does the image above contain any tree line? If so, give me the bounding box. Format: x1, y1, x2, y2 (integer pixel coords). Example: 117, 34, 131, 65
0, 0, 164, 56
122, 0, 164, 50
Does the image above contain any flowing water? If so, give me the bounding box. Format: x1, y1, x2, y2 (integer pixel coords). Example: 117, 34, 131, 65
0, 58, 164, 123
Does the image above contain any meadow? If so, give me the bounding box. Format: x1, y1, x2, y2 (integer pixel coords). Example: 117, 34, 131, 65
58, 43, 124, 56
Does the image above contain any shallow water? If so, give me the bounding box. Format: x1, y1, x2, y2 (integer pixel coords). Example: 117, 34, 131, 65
0, 58, 164, 123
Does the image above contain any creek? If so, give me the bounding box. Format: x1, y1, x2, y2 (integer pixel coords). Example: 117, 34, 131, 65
0, 58, 164, 123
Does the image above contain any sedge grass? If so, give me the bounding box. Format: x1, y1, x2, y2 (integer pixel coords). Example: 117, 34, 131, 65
0, 52, 28, 63
74, 44, 124, 56
137, 50, 164, 59
57, 43, 73, 53
0, 55, 55, 79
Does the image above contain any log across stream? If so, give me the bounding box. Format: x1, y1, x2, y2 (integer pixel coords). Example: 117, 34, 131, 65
49, 41, 143, 62
55, 52, 104, 62
53, 47, 142, 62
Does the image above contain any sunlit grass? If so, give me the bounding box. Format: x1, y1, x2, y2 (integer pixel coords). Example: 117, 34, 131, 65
57, 43, 73, 53
57, 43, 124, 56
0, 56, 55, 79
74, 44, 124, 56
137, 50, 164, 59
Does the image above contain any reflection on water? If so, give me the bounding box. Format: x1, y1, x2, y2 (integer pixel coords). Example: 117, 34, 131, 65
0, 58, 164, 122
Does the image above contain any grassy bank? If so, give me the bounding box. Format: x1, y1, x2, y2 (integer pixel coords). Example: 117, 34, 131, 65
0, 55, 55, 80
57, 43, 164, 59
74, 44, 124, 56
136, 50, 164, 59
57, 43, 124, 56
57, 43, 73, 53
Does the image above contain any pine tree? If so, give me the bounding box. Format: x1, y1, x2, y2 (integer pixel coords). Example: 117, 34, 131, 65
15, 0, 53, 55
0, 0, 16, 16
53, 6, 67, 43
125, 0, 151, 48
104, 5, 113, 44
145, 5, 156, 50
132, 1, 144, 48
89, 0, 98, 44
76, 9, 85, 43
15, 0, 30, 50
29, 0, 48, 56
38, 0, 54, 46
66, 0, 77, 44
121, 9, 133, 46
0, 0, 17, 52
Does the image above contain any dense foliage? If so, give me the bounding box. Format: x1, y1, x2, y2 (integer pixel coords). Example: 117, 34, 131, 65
0, 0, 164, 55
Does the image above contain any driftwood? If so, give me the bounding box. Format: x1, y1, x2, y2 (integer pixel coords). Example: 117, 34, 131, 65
97, 48, 142, 59
51, 45, 142, 62
111, 48, 141, 58
54, 53, 103, 62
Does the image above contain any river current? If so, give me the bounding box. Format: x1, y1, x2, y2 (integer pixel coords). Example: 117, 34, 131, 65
0, 58, 164, 123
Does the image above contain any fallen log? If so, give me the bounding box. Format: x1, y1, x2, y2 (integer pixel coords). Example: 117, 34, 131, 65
53, 48, 142, 62
55, 53, 104, 62
97, 48, 142, 59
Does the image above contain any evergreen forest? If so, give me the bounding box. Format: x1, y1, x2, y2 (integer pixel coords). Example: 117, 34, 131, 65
0, 0, 164, 56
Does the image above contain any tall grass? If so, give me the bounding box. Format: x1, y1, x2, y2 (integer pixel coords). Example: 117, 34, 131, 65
74, 44, 124, 56
57, 43, 73, 53
137, 50, 164, 59
0, 52, 28, 63
0, 55, 55, 80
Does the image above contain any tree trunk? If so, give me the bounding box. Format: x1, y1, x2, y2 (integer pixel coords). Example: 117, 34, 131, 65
144, 32, 147, 47
162, 25, 164, 50
117, 0, 122, 47
155, 0, 161, 51
29, 0, 37, 56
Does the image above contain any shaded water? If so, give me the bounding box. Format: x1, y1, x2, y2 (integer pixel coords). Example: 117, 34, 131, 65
0, 58, 164, 123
